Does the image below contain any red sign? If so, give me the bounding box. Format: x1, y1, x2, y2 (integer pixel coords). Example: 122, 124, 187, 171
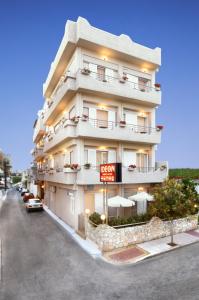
100, 163, 122, 182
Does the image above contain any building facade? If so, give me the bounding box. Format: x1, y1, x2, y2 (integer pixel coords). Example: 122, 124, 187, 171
32, 17, 168, 231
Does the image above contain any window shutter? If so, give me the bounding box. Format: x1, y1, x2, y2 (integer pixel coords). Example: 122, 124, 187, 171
105, 68, 114, 79
127, 74, 138, 85
123, 150, 136, 167
89, 108, 96, 126
88, 149, 96, 166
125, 112, 137, 127
89, 63, 97, 78
108, 150, 116, 163
64, 152, 70, 164
108, 111, 116, 129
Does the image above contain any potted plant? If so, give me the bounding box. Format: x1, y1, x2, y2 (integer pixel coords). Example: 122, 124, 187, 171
82, 114, 89, 121
154, 83, 161, 91
63, 164, 71, 172
156, 125, 164, 131
119, 73, 128, 83
71, 116, 80, 124
128, 164, 136, 171
160, 165, 167, 171
119, 120, 126, 128
84, 163, 91, 169
81, 68, 91, 75
70, 164, 81, 171
49, 167, 54, 174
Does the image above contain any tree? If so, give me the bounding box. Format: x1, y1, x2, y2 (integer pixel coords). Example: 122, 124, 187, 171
149, 179, 196, 246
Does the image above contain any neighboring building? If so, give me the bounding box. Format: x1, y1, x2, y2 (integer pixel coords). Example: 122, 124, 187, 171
32, 17, 168, 231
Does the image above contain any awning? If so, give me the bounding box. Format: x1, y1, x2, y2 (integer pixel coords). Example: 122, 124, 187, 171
128, 192, 154, 202
108, 195, 135, 207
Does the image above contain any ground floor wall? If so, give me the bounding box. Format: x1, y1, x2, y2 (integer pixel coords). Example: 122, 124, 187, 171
43, 181, 155, 231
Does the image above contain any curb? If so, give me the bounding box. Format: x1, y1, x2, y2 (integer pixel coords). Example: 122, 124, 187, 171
141, 238, 199, 263
43, 205, 101, 259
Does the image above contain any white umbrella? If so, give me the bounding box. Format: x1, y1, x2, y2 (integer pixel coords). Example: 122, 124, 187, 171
108, 195, 135, 207
128, 192, 154, 202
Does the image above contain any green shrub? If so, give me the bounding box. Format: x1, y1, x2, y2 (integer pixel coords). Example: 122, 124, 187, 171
89, 212, 102, 225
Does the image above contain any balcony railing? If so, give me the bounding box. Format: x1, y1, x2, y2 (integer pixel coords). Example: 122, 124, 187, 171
79, 69, 159, 93
86, 118, 157, 134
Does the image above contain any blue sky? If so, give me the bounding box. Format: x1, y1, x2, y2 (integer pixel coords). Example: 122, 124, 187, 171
0, 0, 199, 170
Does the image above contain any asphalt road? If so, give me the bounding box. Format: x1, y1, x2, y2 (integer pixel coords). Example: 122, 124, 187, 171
1, 189, 199, 300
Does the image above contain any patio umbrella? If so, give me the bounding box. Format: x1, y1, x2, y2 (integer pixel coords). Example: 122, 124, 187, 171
108, 195, 135, 207
128, 192, 154, 202
128, 192, 154, 215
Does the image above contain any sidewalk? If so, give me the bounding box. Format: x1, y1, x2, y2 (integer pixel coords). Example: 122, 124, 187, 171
103, 228, 199, 265
0, 190, 6, 210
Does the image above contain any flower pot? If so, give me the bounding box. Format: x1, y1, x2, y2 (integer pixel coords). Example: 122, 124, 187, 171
128, 168, 135, 171
81, 69, 91, 75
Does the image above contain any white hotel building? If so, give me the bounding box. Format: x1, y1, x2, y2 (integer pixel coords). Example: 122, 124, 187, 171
32, 17, 168, 231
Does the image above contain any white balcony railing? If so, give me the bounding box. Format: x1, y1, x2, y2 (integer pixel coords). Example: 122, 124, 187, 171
80, 68, 159, 93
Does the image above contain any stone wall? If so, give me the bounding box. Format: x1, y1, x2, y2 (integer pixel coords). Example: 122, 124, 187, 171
86, 215, 198, 252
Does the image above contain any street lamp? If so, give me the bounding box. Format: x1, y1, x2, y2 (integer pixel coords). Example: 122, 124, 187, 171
100, 214, 106, 224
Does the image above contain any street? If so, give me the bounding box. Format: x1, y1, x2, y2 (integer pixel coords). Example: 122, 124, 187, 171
0, 190, 199, 300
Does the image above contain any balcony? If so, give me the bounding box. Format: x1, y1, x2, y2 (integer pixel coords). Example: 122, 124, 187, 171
76, 70, 161, 107
33, 117, 45, 143
44, 169, 77, 185
43, 69, 161, 127
43, 120, 76, 152
76, 118, 161, 144
76, 163, 168, 185
32, 147, 45, 161
43, 76, 76, 125
43, 17, 161, 98
36, 170, 45, 181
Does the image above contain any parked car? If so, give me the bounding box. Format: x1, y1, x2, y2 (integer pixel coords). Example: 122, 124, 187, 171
21, 188, 28, 196
25, 199, 43, 212
23, 193, 34, 202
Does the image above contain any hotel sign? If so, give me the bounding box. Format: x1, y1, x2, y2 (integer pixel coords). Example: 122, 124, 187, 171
100, 163, 122, 183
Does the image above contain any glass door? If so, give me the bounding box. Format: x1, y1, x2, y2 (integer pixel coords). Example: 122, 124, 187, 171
136, 153, 149, 172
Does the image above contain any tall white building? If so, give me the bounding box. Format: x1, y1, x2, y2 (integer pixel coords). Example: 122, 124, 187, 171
32, 17, 168, 231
